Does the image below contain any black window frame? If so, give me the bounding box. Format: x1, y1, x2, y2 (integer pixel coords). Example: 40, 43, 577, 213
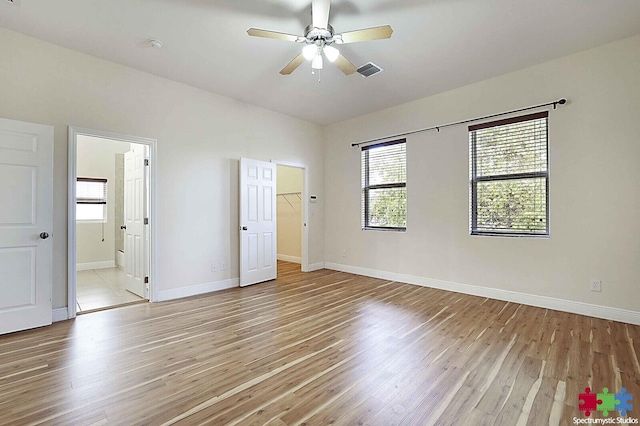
469, 111, 549, 237
361, 139, 407, 231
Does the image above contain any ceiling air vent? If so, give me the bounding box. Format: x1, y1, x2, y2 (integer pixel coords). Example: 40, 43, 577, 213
357, 62, 384, 78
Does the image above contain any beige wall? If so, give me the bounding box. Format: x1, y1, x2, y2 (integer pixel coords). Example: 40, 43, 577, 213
324, 35, 640, 313
76, 136, 130, 265
0, 28, 324, 309
277, 165, 303, 260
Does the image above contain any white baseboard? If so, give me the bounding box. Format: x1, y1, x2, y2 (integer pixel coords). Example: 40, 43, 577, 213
158, 278, 239, 302
77, 260, 116, 271
306, 262, 325, 272
324, 262, 640, 326
52, 308, 69, 323
277, 254, 302, 264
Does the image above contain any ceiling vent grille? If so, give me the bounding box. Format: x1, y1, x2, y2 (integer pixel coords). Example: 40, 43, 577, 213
357, 62, 383, 78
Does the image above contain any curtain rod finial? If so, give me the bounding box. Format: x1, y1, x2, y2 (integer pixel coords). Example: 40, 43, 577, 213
559, 99, 567, 105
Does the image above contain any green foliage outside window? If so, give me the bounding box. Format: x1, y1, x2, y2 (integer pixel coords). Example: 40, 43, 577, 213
362, 141, 406, 229
471, 114, 548, 235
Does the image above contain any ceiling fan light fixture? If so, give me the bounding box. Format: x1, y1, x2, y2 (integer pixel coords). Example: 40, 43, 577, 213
247, 0, 393, 76
323, 45, 339, 62
311, 53, 324, 70
302, 44, 317, 60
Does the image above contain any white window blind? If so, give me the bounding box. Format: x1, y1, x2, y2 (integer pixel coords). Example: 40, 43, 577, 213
361, 139, 407, 230
76, 178, 107, 221
469, 111, 549, 236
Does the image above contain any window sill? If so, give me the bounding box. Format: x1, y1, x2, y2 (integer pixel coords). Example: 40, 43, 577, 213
470, 231, 549, 238
363, 227, 406, 232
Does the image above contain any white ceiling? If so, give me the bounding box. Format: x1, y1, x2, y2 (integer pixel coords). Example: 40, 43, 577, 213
1, 0, 640, 125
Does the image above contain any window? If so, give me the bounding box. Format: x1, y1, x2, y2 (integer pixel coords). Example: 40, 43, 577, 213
361, 139, 407, 230
76, 178, 107, 221
470, 111, 548, 236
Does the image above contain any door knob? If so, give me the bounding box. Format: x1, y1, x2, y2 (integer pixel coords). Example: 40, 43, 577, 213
39, 232, 49, 240
121, 225, 126, 230
242, 226, 248, 231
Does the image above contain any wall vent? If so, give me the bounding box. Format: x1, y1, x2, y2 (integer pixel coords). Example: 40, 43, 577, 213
357, 62, 384, 78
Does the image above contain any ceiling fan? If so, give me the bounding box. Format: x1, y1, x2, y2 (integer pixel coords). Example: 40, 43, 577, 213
247, 0, 393, 76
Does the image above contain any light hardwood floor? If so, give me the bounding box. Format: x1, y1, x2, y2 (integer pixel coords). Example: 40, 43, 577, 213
1, 261, 638, 425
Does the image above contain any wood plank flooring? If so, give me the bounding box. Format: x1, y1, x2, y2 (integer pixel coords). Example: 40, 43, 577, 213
1, 261, 639, 425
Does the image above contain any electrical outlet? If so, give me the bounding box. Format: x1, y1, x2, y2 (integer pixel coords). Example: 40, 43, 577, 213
221, 261, 227, 271
590, 279, 602, 292
211, 264, 217, 272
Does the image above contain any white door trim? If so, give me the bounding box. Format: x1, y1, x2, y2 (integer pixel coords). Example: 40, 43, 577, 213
67, 127, 158, 319
272, 161, 309, 273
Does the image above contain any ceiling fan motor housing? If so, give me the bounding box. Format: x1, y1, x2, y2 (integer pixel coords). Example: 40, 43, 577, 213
304, 24, 336, 45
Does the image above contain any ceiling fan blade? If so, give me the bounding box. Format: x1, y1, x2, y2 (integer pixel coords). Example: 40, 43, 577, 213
335, 25, 393, 44
312, 0, 331, 29
334, 53, 357, 75
247, 28, 303, 43
280, 53, 306, 75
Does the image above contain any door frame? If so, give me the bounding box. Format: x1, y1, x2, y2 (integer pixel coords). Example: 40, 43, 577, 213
67, 126, 158, 318
273, 161, 309, 272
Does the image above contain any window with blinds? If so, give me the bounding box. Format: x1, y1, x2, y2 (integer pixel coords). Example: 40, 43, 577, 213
469, 111, 548, 236
76, 178, 107, 221
361, 139, 407, 231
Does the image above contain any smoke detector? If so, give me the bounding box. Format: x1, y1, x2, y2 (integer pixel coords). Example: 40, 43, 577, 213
148, 39, 163, 49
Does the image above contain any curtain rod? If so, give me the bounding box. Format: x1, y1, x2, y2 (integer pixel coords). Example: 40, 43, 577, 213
351, 98, 567, 148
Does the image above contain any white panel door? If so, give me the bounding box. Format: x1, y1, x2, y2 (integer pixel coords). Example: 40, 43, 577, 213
240, 158, 277, 287
0, 118, 53, 334
124, 144, 147, 298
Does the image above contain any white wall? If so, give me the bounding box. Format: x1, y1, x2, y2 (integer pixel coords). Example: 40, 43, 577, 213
324, 35, 640, 315
277, 165, 303, 260
0, 28, 324, 309
76, 136, 130, 266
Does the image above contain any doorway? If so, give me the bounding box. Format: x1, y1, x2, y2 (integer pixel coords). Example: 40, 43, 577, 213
68, 128, 156, 317
239, 159, 309, 287
276, 164, 304, 273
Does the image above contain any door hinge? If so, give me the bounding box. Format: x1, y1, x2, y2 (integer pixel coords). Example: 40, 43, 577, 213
144, 158, 149, 166
144, 218, 149, 225
144, 277, 149, 284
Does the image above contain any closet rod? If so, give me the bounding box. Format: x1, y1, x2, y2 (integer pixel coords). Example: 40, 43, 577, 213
351, 98, 567, 148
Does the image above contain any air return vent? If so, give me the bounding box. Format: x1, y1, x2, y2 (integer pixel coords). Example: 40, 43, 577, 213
357, 62, 383, 78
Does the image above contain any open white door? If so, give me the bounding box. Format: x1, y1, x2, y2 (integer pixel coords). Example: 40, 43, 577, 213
0, 118, 53, 334
240, 158, 277, 287
123, 144, 147, 298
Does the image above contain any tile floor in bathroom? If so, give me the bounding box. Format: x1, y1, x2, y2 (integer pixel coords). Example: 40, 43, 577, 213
76, 267, 145, 313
